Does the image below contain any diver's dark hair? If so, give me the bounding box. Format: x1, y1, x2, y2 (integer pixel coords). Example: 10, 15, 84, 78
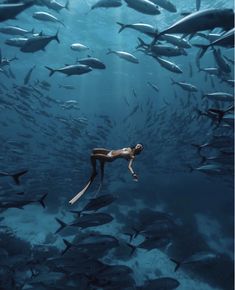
130, 143, 144, 149
130, 144, 144, 155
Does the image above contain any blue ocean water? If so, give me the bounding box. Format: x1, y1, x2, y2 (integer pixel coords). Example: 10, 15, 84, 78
0, 0, 234, 289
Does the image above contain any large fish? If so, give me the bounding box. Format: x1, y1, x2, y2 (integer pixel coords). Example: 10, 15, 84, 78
195, 28, 235, 58
0, 169, 28, 185
124, 0, 160, 15
21, 31, 60, 53
0, 193, 47, 210
55, 213, 113, 233
61, 234, 118, 255
152, 9, 234, 42
45, 64, 92, 76
0, 2, 34, 22
171, 251, 219, 271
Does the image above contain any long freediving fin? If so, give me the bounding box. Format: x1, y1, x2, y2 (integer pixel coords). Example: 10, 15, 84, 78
69, 173, 97, 205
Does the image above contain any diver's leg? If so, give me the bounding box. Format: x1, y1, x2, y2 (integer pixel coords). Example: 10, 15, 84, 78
92, 149, 111, 155
100, 161, 105, 183
91, 155, 98, 175
94, 161, 105, 198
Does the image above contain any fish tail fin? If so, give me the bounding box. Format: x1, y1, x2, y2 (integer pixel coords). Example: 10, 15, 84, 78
132, 227, 141, 239
126, 243, 137, 256
55, 218, 67, 234
38, 193, 47, 209
62, 239, 73, 255
171, 77, 176, 85
150, 33, 160, 47
65, 0, 70, 10
123, 232, 134, 242
136, 37, 147, 49
191, 143, 202, 154
60, 21, 66, 28
194, 44, 209, 58
55, 30, 60, 43
170, 258, 181, 272
116, 22, 126, 33
11, 170, 28, 185
200, 155, 207, 165
186, 164, 194, 173
69, 210, 83, 217
45, 66, 55, 77
106, 49, 113, 55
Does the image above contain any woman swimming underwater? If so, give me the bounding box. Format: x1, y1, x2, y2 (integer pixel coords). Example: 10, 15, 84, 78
69, 144, 144, 205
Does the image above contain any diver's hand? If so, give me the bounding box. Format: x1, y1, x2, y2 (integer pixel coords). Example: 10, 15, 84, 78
132, 173, 138, 182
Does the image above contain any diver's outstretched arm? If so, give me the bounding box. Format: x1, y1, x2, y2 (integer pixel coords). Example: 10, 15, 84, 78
69, 172, 97, 205
128, 158, 138, 181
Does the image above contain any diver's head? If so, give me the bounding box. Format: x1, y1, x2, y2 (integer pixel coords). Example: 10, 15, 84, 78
133, 143, 144, 155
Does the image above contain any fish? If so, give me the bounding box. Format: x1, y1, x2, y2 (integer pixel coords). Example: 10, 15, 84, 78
152, 9, 234, 43
223, 55, 235, 65
189, 164, 223, 174
46, 0, 70, 12
91, 0, 122, 10
153, 56, 183, 74
0, 26, 34, 35
203, 92, 234, 102
171, 78, 198, 92
77, 57, 106, 69
138, 39, 187, 57
128, 236, 170, 253
71, 194, 116, 214
124, 0, 160, 15
195, 28, 235, 58
61, 233, 118, 255
171, 251, 219, 271
21, 31, 60, 53
45, 64, 92, 76
147, 81, 159, 92
5, 37, 28, 47
70, 43, 89, 51
212, 48, 231, 74
55, 212, 113, 233
117, 22, 157, 37
0, 2, 34, 22
160, 34, 191, 48
0, 193, 47, 210
107, 49, 139, 63
24, 65, 36, 85
0, 169, 28, 185
141, 278, 180, 290
33, 11, 65, 27
150, 0, 176, 12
